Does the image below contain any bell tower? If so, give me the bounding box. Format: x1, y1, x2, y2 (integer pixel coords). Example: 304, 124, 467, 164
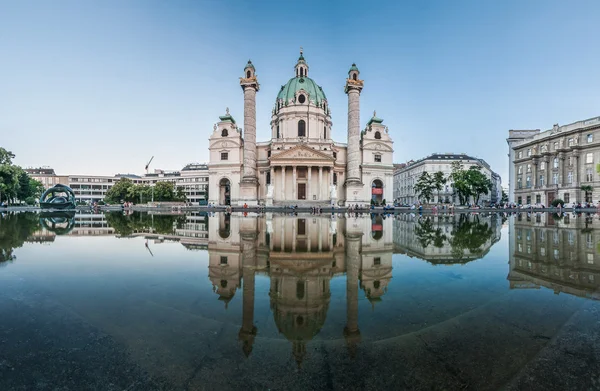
239, 60, 260, 205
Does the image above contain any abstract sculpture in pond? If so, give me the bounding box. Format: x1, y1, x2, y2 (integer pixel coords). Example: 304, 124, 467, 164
40, 184, 76, 209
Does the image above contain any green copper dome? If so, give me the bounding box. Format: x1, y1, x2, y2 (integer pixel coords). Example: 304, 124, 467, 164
276, 76, 327, 107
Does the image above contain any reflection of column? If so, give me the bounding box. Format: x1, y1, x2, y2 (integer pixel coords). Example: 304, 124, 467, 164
239, 229, 258, 357
281, 220, 285, 253
292, 220, 296, 252
318, 220, 323, 251
344, 232, 361, 358
318, 166, 323, 200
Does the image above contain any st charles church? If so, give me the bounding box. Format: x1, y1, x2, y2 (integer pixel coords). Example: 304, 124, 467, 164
208, 50, 394, 206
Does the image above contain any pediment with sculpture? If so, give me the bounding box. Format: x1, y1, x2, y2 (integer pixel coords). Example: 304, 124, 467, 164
270, 145, 335, 162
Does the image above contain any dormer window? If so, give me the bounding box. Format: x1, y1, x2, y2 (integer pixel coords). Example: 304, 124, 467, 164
221, 129, 228, 137
375, 131, 381, 139
298, 94, 306, 104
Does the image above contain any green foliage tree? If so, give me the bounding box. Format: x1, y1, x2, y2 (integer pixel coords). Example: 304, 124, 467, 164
0, 148, 44, 205
105, 212, 187, 236
414, 172, 434, 203
104, 178, 134, 203
466, 166, 493, 205
448, 215, 494, 260
450, 161, 471, 205
432, 171, 447, 203
501, 189, 509, 204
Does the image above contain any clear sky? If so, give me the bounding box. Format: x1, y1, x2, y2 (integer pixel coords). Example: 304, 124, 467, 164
2, 0, 600, 182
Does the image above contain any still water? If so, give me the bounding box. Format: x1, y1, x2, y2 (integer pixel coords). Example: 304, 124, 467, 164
1, 211, 600, 390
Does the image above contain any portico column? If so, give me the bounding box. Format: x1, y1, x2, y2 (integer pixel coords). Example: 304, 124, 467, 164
318, 167, 323, 200
292, 166, 297, 200
281, 166, 286, 200
307, 166, 312, 201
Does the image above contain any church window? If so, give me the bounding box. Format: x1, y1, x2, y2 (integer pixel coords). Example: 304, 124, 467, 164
298, 94, 306, 104
375, 131, 381, 139
220, 256, 228, 265
266, 172, 271, 184
221, 152, 228, 161
220, 280, 227, 288
333, 152, 337, 159
323, 126, 327, 139
246, 70, 251, 78
221, 129, 228, 137
267, 150, 271, 157
298, 120, 306, 137
333, 172, 338, 185
375, 154, 382, 163
276, 124, 280, 139
352, 73, 357, 81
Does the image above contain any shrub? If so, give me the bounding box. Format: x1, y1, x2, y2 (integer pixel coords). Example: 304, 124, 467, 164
25, 196, 36, 205
551, 199, 564, 207
98, 200, 105, 205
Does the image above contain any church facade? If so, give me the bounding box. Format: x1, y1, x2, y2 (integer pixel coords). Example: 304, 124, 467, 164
208, 51, 394, 206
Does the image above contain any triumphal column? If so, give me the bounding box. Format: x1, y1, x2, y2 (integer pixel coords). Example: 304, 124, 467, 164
239, 60, 260, 205
345, 64, 365, 205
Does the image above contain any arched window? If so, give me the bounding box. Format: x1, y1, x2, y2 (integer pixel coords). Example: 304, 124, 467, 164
323, 126, 327, 139
221, 129, 228, 137
266, 172, 271, 184
246, 70, 251, 78
375, 131, 381, 139
220, 280, 228, 288
352, 73, 357, 81
298, 94, 306, 104
300, 68, 304, 77
298, 120, 306, 137
276, 125, 280, 139
333, 172, 338, 185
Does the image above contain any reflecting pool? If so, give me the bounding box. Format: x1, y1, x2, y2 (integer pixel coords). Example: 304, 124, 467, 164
1, 211, 600, 390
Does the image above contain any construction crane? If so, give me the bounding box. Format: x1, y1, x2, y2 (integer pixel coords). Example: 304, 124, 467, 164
145, 156, 154, 174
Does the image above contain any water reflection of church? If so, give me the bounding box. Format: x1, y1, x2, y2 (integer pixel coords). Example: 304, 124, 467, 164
509, 212, 600, 300
208, 213, 393, 364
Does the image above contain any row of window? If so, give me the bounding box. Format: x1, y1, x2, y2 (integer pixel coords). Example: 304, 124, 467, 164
517, 169, 596, 188
517, 134, 595, 159
517, 153, 595, 174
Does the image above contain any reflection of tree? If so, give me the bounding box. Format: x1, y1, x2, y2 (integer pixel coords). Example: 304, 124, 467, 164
449, 215, 493, 260
414, 217, 447, 248
0, 213, 41, 264
104, 212, 187, 236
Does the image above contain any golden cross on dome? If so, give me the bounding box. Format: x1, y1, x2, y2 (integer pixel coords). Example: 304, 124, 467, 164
300, 46, 303, 55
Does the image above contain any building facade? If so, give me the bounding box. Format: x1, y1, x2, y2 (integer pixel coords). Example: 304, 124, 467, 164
27, 164, 209, 204
393, 153, 501, 205
507, 116, 600, 206
208, 51, 395, 207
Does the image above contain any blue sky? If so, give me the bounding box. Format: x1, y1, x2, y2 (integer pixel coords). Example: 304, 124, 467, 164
2, 0, 600, 182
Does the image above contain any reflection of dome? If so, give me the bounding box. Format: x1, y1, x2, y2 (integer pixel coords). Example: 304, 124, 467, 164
276, 76, 327, 107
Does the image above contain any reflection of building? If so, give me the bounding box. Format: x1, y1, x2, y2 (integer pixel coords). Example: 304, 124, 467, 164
508, 213, 600, 300
207, 50, 395, 207
206, 213, 394, 365
507, 116, 600, 205
393, 213, 502, 264
393, 153, 501, 205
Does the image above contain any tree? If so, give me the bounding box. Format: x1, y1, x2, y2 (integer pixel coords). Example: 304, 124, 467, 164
450, 161, 471, 205
432, 171, 447, 203
104, 178, 134, 203
501, 190, 508, 204
466, 166, 493, 205
414, 172, 434, 203
0, 147, 15, 165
